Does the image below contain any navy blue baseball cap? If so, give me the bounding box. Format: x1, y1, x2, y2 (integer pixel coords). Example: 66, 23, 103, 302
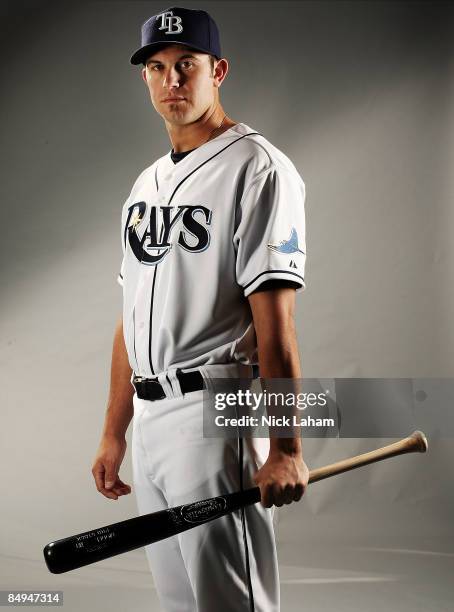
130, 6, 222, 65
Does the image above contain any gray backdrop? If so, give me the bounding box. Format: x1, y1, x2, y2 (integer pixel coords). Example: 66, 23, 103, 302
1, 2, 453, 611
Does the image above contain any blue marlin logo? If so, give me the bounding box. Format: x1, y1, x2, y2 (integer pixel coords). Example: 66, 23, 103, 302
267, 227, 305, 255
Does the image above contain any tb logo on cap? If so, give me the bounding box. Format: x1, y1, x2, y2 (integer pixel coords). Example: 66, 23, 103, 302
157, 10, 183, 35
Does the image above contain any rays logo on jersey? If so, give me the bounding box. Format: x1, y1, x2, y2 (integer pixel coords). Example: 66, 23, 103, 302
267, 227, 305, 255
124, 202, 211, 266
157, 10, 183, 35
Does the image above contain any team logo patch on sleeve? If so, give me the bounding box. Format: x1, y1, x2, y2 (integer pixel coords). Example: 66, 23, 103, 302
267, 227, 305, 255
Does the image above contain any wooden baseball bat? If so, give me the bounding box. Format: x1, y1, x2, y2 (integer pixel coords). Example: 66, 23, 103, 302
43, 430, 427, 574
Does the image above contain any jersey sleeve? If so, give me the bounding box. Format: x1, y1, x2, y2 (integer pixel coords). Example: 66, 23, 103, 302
234, 164, 307, 297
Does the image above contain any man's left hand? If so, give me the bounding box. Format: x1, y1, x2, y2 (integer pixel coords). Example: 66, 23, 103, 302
253, 451, 309, 508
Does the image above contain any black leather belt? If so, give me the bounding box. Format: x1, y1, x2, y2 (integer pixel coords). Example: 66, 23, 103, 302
132, 370, 205, 401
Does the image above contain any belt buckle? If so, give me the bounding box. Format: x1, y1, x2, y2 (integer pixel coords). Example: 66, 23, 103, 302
135, 376, 166, 401
134, 375, 160, 385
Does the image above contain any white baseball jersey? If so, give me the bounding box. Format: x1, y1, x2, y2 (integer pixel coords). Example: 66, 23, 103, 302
118, 122, 306, 377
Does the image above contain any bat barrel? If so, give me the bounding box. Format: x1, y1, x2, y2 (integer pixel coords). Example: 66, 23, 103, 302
43, 513, 167, 574
44, 487, 262, 574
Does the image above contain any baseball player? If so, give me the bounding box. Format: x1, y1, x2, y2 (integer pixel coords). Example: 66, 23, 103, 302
92, 6, 309, 612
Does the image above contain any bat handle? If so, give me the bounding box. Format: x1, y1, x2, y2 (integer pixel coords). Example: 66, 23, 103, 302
308, 430, 428, 484
250, 431, 428, 495
408, 430, 429, 453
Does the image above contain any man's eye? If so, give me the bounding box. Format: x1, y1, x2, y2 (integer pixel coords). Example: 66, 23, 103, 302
148, 61, 193, 71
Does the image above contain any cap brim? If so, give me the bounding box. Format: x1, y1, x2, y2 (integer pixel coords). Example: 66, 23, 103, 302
130, 41, 218, 65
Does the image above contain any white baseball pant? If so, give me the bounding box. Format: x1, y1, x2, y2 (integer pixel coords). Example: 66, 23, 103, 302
131, 363, 280, 612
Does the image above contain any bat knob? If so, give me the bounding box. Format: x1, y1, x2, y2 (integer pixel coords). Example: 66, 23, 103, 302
410, 430, 428, 453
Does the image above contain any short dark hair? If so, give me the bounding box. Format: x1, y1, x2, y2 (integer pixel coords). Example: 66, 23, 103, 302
208, 54, 217, 72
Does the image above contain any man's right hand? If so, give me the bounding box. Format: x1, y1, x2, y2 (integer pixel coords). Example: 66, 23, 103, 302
92, 435, 132, 500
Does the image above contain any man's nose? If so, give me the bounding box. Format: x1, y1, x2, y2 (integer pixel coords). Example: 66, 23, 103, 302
163, 66, 181, 89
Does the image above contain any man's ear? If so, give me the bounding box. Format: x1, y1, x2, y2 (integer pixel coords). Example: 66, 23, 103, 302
214, 58, 229, 88
141, 67, 148, 84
